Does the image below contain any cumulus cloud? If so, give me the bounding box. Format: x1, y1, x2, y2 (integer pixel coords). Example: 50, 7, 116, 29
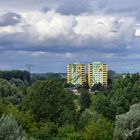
0, 10, 138, 54
0, 0, 140, 72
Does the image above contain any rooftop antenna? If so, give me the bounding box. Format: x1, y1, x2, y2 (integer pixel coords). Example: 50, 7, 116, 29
25, 64, 34, 73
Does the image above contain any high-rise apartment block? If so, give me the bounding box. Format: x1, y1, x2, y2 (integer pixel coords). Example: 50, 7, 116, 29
67, 63, 86, 85
88, 62, 108, 87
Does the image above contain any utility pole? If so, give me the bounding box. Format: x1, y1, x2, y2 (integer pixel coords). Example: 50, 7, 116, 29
25, 64, 33, 73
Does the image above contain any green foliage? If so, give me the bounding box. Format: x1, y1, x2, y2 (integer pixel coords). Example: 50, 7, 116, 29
78, 110, 113, 140
24, 80, 76, 124
80, 89, 91, 111
0, 99, 5, 116
31, 74, 47, 83
31, 73, 66, 86
0, 78, 17, 97
114, 102, 140, 140
108, 70, 117, 86
46, 73, 66, 86
0, 114, 27, 140
63, 82, 75, 88
0, 70, 30, 82
10, 78, 25, 87
46, 73, 61, 80
83, 116, 113, 140
91, 83, 104, 91
56, 124, 81, 140
36, 121, 58, 140
5, 105, 38, 136
0, 78, 23, 105
78, 110, 100, 129
82, 82, 89, 90
0, 71, 139, 139
91, 94, 115, 121
90, 73, 140, 121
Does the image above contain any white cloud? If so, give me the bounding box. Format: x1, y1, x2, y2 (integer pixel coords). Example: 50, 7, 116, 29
74, 15, 118, 41
0, 10, 138, 55
135, 29, 140, 36
18, 11, 136, 48
65, 52, 74, 58
0, 9, 140, 72
34, 12, 76, 38
31, 51, 48, 57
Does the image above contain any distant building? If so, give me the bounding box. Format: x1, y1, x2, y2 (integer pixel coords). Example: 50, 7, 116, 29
123, 74, 126, 79
88, 62, 108, 87
67, 63, 86, 85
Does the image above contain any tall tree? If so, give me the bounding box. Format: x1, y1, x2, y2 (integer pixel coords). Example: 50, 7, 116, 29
24, 80, 76, 124
0, 79, 23, 105
0, 99, 5, 117
82, 82, 89, 90
80, 89, 91, 111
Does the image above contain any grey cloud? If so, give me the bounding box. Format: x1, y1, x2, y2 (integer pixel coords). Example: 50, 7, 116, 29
1, 0, 140, 18
55, 0, 92, 15
0, 12, 137, 59
0, 1, 140, 72
0, 12, 21, 26
104, 0, 140, 13
40, 6, 51, 13
44, 0, 140, 18
0, 30, 136, 56
97, 0, 140, 19
54, 0, 140, 19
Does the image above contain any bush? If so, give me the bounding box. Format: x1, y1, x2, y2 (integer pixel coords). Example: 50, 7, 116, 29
114, 102, 140, 140
0, 114, 27, 140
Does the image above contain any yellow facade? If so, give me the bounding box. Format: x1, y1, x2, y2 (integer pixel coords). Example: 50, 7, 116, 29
67, 63, 86, 85
88, 62, 108, 87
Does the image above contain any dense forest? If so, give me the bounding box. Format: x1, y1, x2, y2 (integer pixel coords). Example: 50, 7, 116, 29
0, 70, 140, 140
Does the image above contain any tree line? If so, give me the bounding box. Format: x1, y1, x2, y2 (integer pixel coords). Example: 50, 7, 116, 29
0, 70, 140, 140
0, 70, 30, 82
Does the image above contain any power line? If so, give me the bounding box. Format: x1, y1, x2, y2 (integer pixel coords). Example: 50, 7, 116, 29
25, 64, 34, 73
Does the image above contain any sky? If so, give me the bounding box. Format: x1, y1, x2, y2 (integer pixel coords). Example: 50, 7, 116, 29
0, 0, 140, 73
